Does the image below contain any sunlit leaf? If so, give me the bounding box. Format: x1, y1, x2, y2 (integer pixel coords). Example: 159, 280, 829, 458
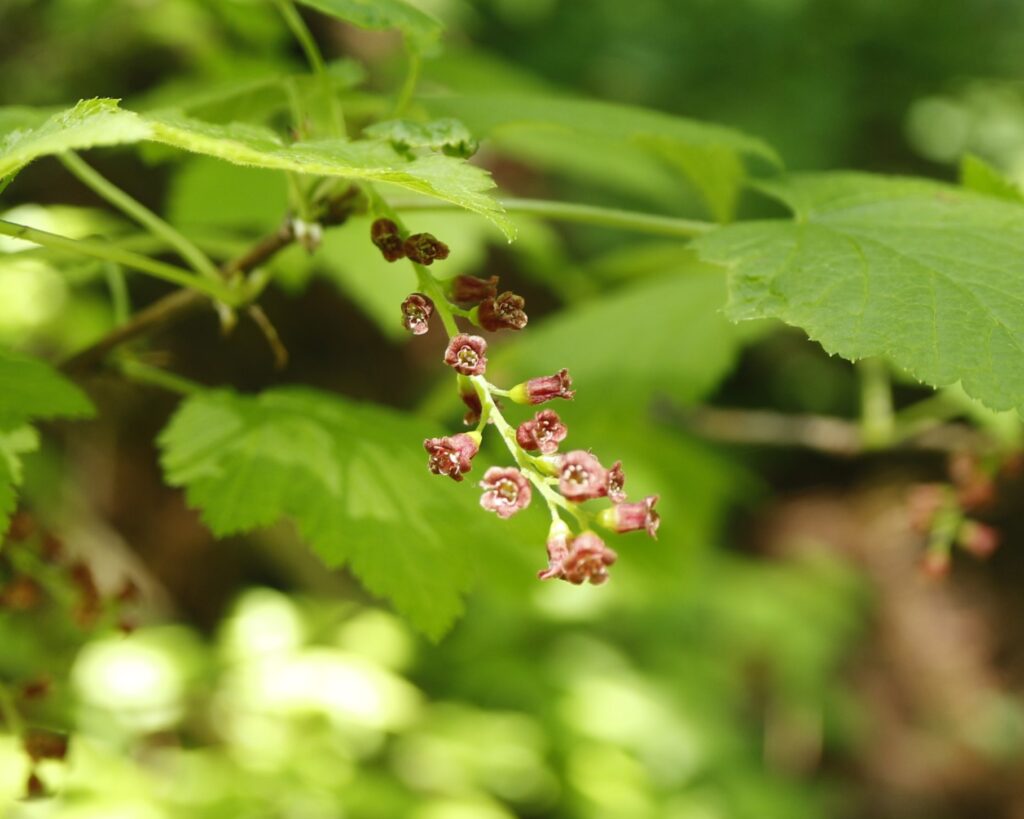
695, 172, 1024, 414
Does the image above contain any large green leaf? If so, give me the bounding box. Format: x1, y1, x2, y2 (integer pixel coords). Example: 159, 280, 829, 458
0, 349, 94, 534
294, 0, 442, 50
694, 172, 1024, 414
424, 94, 779, 221
0, 101, 512, 237
0, 99, 149, 183
159, 388, 527, 640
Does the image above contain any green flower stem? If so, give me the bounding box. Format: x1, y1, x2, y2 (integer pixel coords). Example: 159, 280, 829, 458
858, 358, 895, 449
118, 358, 202, 396
0, 680, 24, 738
390, 197, 716, 238
471, 374, 584, 527
274, 0, 345, 138
59, 152, 223, 283
393, 46, 421, 117
0, 219, 239, 303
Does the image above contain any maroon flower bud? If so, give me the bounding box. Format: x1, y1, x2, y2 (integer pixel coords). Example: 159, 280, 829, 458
449, 274, 498, 306
20, 676, 52, 701
558, 450, 608, 501
478, 291, 528, 332
0, 576, 42, 611
23, 730, 69, 763
424, 432, 481, 481
403, 232, 450, 265
599, 494, 660, 538
957, 521, 1000, 558
560, 532, 617, 585
509, 369, 575, 405
538, 522, 571, 580
458, 377, 483, 426
401, 293, 434, 335
444, 334, 488, 376
906, 483, 946, 533
371, 218, 405, 262
516, 410, 568, 455
25, 771, 45, 800
606, 460, 626, 503
479, 467, 533, 518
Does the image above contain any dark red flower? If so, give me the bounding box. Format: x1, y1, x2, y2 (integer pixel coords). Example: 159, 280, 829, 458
537, 523, 571, 580
403, 233, 450, 265
459, 377, 483, 426
444, 334, 488, 376
560, 532, 617, 585
401, 293, 434, 335
558, 450, 608, 501
516, 410, 568, 455
605, 460, 626, 503
599, 494, 660, 538
479, 467, 532, 518
510, 369, 574, 405
424, 433, 480, 481
449, 274, 498, 306
371, 218, 405, 262
478, 291, 528, 331
23, 729, 69, 762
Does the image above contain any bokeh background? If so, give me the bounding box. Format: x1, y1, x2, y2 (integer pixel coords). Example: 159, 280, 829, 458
3, 0, 1024, 817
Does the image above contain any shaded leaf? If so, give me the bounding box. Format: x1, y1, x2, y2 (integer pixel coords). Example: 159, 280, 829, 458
294, 0, 442, 50
960, 153, 1024, 203
159, 388, 522, 640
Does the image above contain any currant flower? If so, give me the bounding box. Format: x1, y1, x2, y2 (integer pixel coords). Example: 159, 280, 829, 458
558, 450, 608, 501
509, 368, 575, 405
606, 460, 626, 504
424, 433, 481, 481
559, 532, 617, 585
371, 218, 405, 262
401, 293, 434, 335
598, 494, 660, 538
479, 467, 532, 518
403, 232, 450, 265
516, 409, 568, 455
478, 291, 528, 331
443, 334, 488, 376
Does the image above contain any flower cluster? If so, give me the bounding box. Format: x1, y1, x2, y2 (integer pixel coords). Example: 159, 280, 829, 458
371, 219, 660, 588
906, 451, 1014, 577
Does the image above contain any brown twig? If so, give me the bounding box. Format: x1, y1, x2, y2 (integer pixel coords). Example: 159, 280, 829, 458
60, 188, 361, 375
674, 406, 998, 456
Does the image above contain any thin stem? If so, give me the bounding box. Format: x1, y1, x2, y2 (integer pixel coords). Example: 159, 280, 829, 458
389, 197, 716, 238
118, 359, 202, 395
0, 219, 238, 303
393, 46, 421, 117
103, 263, 130, 326
274, 0, 344, 138
0, 680, 25, 737
859, 358, 895, 449
59, 152, 223, 283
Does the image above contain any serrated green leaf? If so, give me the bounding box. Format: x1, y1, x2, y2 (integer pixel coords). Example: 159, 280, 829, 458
694, 172, 1024, 414
0, 426, 39, 533
159, 388, 522, 639
364, 118, 478, 158
0, 99, 150, 183
960, 153, 1024, 203
424, 94, 779, 220
0, 350, 93, 534
294, 0, 442, 50
0, 348, 95, 430
0, 100, 512, 238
